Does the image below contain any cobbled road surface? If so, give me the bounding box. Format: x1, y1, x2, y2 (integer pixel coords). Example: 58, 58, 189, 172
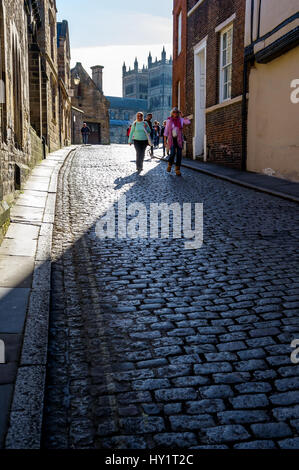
43, 145, 299, 449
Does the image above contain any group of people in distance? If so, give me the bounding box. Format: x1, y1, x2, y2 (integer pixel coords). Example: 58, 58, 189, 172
81, 108, 191, 177
128, 108, 190, 176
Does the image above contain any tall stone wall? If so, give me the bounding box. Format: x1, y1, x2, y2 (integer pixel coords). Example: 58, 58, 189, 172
0, 0, 72, 242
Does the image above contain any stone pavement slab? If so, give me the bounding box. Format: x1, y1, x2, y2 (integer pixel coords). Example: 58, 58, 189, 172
0, 145, 77, 449
0, 334, 22, 385
0, 385, 13, 447
16, 190, 48, 208
10, 205, 44, 225
0, 255, 34, 288
0, 234, 38, 257
0, 287, 30, 333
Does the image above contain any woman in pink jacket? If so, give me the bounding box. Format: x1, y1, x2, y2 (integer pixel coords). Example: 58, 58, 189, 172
164, 107, 191, 176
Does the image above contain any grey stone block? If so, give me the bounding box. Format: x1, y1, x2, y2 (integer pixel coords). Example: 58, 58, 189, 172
0, 287, 30, 333
32, 260, 51, 290
153, 432, 198, 448
251, 422, 292, 439
5, 366, 46, 449
0, 228, 38, 257
0, 255, 34, 288
0, 384, 13, 447
234, 440, 276, 449
21, 289, 50, 365
35, 235, 52, 261
10, 205, 44, 225
0, 362, 17, 385
205, 425, 250, 443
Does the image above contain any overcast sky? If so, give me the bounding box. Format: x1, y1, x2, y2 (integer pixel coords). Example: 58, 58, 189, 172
56, 0, 173, 96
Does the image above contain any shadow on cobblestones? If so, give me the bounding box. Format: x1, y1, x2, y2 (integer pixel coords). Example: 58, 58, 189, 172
42, 145, 299, 450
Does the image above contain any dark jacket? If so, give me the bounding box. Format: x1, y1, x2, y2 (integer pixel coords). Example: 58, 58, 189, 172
145, 119, 154, 139
81, 126, 91, 135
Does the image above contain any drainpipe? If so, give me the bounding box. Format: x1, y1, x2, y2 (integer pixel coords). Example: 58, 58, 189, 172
241, 46, 254, 171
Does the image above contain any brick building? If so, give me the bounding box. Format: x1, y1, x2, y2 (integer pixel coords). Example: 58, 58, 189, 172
172, 0, 187, 114
0, 0, 72, 243
176, 0, 246, 167
71, 62, 110, 145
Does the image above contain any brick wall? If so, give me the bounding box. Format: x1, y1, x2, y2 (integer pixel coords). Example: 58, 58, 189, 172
186, 0, 246, 168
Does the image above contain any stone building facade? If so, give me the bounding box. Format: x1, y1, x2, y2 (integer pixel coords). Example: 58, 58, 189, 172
177, 0, 246, 168
71, 106, 84, 145
123, 48, 173, 124
0, 0, 34, 243
57, 20, 72, 147
71, 62, 110, 145
37, 0, 61, 152
106, 96, 147, 144
0, 0, 72, 243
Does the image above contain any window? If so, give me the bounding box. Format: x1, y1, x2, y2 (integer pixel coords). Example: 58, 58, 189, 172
0, 2, 6, 142
178, 11, 182, 55
49, 11, 55, 60
12, 36, 23, 149
177, 81, 181, 109
139, 84, 147, 93
50, 75, 57, 122
126, 84, 134, 95
219, 25, 233, 102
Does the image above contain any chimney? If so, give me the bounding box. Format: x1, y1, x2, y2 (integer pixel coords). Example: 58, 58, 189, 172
91, 65, 104, 92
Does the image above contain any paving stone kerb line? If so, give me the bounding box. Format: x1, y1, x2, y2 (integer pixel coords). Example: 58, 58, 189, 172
154, 153, 299, 204
3, 145, 77, 449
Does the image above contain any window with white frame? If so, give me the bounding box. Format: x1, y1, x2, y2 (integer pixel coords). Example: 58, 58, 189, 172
219, 24, 233, 102
178, 11, 182, 55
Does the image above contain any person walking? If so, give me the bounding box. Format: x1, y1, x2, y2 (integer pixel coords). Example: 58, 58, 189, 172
128, 112, 151, 173
153, 121, 161, 148
81, 123, 91, 145
164, 108, 190, 176
145, 113, 154, 157
161, 120, 168, 157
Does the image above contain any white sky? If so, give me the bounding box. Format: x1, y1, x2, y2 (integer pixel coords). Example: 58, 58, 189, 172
56, 0, 173, 96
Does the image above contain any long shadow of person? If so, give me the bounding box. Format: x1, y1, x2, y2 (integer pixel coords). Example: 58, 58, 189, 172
114, 172, 139, 190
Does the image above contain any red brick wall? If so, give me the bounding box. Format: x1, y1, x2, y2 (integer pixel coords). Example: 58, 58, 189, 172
172, 0, 187, 115
186, 0, 246, 168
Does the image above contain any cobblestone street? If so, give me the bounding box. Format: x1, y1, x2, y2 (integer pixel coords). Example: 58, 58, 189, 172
43, 144, 299, 449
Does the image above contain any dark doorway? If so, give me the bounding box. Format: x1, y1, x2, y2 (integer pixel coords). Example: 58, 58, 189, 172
86, 122, 101, 144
